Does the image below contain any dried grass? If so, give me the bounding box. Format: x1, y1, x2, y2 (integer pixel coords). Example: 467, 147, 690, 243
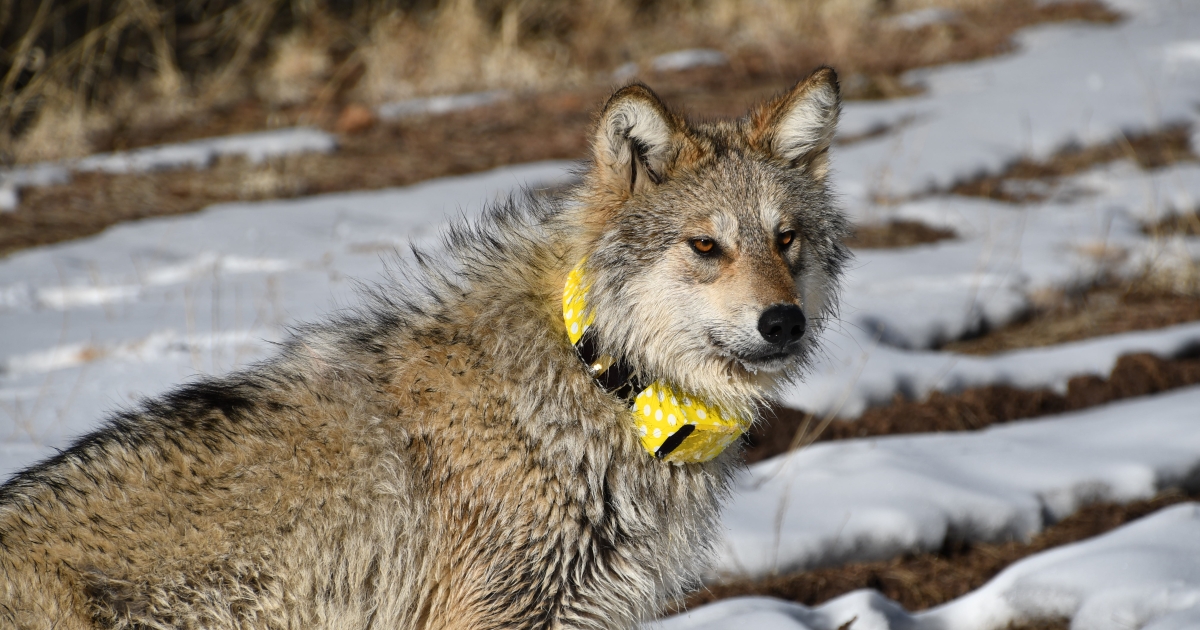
1, 0, 1121, 164
949, 125, 1196, 203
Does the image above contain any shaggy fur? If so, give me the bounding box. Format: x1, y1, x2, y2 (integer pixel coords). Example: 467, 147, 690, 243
0, 68, 850, 630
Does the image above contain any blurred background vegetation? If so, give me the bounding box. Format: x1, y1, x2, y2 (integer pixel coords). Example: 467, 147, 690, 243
0, 0, 1114, 164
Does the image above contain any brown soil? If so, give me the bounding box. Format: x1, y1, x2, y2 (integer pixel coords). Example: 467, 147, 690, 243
744, 352, 1200, 463
944, 286, 1200, 354
949, 125, 1196, 203
845, 220, 956, 249
677, 489, 1197, 614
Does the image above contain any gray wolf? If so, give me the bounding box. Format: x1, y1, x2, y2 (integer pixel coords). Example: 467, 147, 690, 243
0, 67, 848, 629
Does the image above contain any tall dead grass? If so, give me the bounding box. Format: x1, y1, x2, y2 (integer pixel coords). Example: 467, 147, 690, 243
1, 0, 1085, 164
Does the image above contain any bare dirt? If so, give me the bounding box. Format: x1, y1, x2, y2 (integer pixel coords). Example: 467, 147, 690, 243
677, 489, 1197, 615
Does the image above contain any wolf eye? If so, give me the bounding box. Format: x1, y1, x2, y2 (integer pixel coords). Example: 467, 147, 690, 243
690, 237, 717, 256
778, 230, 796, 249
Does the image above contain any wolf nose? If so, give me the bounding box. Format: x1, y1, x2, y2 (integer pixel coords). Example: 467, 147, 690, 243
758, 304, 806, 346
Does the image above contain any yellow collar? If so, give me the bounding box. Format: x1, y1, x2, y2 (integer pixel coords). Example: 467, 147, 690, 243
563, 260, 748, 463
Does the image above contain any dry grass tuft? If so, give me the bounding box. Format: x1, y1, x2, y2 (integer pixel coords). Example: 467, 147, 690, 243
949, 125, 1196, 203
945, 284, 1200, 354
1148, 210, 1200, 238
846, 220, 956, 249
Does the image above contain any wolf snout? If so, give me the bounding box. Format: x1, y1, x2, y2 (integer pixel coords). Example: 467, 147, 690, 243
757, 304, 806, 346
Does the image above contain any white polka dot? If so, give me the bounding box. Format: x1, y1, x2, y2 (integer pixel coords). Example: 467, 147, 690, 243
571, 322, 579, 335
640, 425, 648, 436
696, 409, 707, 419
670, 396, 678, 406
643, 404, 651, 417
653, 428, 662, 438
667, 414, 677, 426
655, 409, 663, 421
683, 398, 692, 406
657, 390, 665, 402
565, 309, 574, 319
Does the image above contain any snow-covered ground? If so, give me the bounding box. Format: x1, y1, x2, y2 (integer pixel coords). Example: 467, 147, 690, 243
663, 503, 1200, 630
0, 127, 338, 211
3, 0, 1200, 627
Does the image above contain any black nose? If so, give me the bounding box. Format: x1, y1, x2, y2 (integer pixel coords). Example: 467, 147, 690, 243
757, 304, 806, 346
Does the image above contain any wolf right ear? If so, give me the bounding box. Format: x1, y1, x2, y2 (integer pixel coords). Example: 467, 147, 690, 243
750, 67, 841, 180
593, 85, 681, 196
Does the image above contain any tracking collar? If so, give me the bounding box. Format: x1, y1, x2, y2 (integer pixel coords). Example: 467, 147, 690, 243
563, 260, 748, 463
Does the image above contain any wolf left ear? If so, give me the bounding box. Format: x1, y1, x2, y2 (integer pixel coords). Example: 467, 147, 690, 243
751, 67, 841, 180
593, 84, 682, 196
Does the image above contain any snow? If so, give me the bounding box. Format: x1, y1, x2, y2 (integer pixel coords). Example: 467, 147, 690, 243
784, 320, 1200, 419
651, 49, 730, 72
883, 8, 960, 30
4, 0, 1200, 627
74, 127, 338, 174
0, 127, 338, 210
376, 90, 511, 120
719, 387, 1200, 578
831, 0, 1200, 208
661, 504, 1200, 630
0, 162, 71, 212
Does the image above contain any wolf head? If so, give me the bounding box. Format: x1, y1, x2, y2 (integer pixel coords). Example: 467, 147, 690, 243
571, 68, 851, 411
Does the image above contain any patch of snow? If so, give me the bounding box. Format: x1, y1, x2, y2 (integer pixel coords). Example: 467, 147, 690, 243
660, 504, 1200, 630
884, 7, 960, 30
0, 162, 71, 188
719, 387, 1200, 578
654, 593, 912, 630
4, 329, 268, 377
27, 254, 298, 311
0, 128, 337, 210
0, 186, 16, 212
925, 503, 1200, 630
651, 49, 729, 72
74, 127, 337, 174
377, 90, 511, 120
613, 62, 640, 82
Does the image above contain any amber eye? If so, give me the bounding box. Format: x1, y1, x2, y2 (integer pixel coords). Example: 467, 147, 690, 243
778, 230, 796, 249
690, 237, 717, 255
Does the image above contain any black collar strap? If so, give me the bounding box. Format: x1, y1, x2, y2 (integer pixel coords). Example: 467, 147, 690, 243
573, 328, 645, 405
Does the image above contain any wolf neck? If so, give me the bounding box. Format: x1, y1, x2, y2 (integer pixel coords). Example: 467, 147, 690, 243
563, 259, 749, 464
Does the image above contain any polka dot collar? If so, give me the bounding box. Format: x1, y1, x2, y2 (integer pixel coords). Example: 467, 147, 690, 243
563, 259, 749, 463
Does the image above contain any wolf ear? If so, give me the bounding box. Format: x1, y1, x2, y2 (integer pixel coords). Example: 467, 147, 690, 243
751, 67, 840, 180
593, 84, 680, 196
